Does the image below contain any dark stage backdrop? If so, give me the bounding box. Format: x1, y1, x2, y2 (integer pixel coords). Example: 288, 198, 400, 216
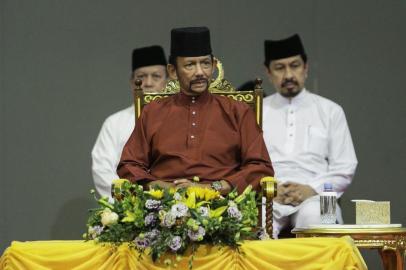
1, 1, 405, 269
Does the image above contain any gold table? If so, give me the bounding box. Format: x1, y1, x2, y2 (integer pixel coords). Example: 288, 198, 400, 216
292, 225, 406, 270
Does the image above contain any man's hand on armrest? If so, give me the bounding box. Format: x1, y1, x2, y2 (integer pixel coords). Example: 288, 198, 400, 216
219, 180, 232, 195
146, 180, 176, 190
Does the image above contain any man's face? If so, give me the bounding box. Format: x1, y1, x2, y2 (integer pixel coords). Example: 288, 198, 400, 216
131, 65, 167, 93
168, 55, 216, 96
266, 55, 308, 98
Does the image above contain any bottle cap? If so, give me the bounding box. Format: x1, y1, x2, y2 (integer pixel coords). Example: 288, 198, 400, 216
323, 183, 333, 191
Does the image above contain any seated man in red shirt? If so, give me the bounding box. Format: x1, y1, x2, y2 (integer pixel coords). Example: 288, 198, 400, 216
118, 27, 274, 194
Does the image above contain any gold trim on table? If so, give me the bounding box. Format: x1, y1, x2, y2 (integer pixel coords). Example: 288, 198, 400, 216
293, 225, 406, 270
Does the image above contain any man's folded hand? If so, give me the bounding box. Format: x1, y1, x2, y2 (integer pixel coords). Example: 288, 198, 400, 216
275, 182, 317, 206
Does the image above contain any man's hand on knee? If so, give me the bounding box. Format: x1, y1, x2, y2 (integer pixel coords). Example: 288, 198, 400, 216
275, 182, 317, 206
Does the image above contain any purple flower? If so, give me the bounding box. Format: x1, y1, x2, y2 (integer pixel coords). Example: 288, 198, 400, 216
171, 203, 188, 218
227, 206, 242, 221
134, 236, 150, 249
88, 225, 104, 238
145, 229, 160, 240
187, 226, 206, 241
168, 236, 182, 251
144, 213, 156, 226
94, 225, 104, 233
145, 199, 161, 210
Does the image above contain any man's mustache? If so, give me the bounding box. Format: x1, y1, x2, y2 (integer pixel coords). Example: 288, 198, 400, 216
190, 78, 208, 85
281, 79, 298, 88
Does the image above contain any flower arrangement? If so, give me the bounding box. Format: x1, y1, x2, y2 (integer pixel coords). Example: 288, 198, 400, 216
84, 179, 267, 268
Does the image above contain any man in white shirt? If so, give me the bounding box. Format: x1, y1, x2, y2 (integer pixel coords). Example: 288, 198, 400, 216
92, 45, 168, 197
262, 34, 357, 238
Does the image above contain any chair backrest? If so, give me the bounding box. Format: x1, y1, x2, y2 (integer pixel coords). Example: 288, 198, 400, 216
133, 60, 264, 127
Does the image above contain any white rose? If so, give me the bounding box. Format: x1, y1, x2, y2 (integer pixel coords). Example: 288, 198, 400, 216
88, 227, 95, 235
100, 208, 119, 226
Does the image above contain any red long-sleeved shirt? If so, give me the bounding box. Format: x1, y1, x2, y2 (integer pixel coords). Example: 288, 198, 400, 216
118, 90, 274, 192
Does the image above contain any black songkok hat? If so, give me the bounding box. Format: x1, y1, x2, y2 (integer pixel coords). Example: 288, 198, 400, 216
170, 27, 212, 57
264, 34, 307, 66
132, 45, 167, 71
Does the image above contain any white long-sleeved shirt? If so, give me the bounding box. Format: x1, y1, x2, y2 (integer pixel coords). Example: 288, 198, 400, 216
91, 106, 135, 197
263, 89, 357, 199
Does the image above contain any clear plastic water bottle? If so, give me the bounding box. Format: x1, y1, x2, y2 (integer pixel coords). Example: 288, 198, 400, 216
320, 183, 337, 224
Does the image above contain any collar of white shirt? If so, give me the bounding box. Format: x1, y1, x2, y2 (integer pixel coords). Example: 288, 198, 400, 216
274, 88, 308, 106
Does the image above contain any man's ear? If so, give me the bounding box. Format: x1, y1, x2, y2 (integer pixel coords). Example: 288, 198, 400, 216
129, 72, 136, 89
264, 65, 272, 78
167, 64, 177, 80
304, 62, 309, 78
212, 58, 218, 74
264, 65, 277, 86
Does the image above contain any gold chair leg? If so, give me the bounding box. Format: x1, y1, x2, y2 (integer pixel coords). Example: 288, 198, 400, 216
260, 177, 277, 239
266, 199, 274, 238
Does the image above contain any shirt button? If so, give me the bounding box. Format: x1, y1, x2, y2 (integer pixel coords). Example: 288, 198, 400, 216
192, 100, 196, 104
290, 111, 294, 114
192, 111, 196, 115
289, 134, 293, 137
192, 122, 196, 126
190, 135, 195, 139
289, 123, 293, 126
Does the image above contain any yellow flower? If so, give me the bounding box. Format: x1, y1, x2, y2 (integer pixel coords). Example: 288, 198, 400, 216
186, 186, 205, 200
186, 186, 219, 201
169, 187, 177, 195
184, 191, 196, 209
145, 189, 164, 199
121, 210, 136, 222
112, 178, 130, 188
111, 178, 130, 193
204, 189, 220, 201
209, 206, 228, 218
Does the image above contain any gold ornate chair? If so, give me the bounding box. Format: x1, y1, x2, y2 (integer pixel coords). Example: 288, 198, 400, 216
132, 60, 276, 237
